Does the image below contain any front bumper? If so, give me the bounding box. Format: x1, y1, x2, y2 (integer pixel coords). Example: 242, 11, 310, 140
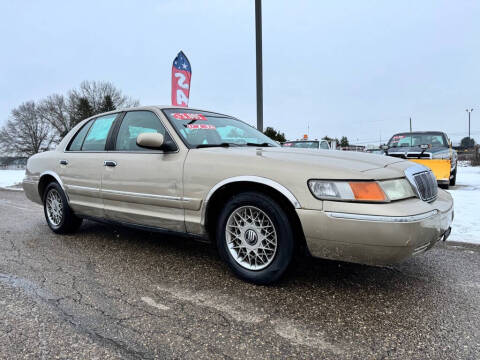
297, 189, 453, 265
408, 159, 452, 183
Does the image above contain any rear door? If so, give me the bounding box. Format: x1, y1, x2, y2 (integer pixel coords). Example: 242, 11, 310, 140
60, 113, 118, 217
101, 110, 188, 232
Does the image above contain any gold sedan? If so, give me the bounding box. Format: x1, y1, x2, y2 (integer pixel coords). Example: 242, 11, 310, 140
23, 106, 453, 284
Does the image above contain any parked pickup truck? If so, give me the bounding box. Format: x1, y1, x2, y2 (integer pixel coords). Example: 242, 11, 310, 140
384, 131, 457, 188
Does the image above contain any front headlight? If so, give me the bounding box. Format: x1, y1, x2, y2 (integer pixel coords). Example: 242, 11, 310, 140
379, 179, 415, 201
308, 178, 415, 202
432, 151, 450, 159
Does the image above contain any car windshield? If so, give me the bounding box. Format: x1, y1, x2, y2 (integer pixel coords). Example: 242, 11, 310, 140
163, 109, 279, 148
283, 141, 319, 149
387, 133, 447, 148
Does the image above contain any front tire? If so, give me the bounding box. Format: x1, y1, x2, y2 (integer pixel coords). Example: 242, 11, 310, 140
43, 182, 83, 234
216, 192, 295, 285
449, 167, 457, 186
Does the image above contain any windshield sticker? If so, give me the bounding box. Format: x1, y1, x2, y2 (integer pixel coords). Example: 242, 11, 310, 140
392, 135, 405, 140
283, 143, 292, 146
173, 113, 207, 120
186, 124, 216, 130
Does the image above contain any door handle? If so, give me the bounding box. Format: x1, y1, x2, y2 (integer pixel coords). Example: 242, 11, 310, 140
59, 160, 68, 165
104, 160, 117, 167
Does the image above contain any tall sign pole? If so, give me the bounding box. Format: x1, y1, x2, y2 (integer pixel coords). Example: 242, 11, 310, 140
255, 0, 263, 132
466, 108, 473, 141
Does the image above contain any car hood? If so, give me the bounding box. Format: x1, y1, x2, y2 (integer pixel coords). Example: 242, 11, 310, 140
194, 147, 411, 179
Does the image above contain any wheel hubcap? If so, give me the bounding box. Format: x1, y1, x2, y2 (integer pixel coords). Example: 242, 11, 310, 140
225, 206, 277, 270
46, 189, 63, 226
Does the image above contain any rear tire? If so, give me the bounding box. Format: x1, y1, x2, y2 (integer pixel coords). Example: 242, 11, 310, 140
43, 182, 83, 234
216, 191, 295, 285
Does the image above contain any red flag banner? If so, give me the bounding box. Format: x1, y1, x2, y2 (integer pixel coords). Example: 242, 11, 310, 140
171, 51, 191, 107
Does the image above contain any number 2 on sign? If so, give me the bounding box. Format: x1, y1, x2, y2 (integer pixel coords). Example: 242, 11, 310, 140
175, 73, 189, 106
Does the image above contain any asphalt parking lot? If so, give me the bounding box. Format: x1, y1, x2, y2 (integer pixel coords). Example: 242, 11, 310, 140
0, 189, 479, 359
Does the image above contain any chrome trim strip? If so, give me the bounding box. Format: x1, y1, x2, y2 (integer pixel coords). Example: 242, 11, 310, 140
326, 210, 439, 223
412, 242, 430, 255
68, 185, 100, 192
101, 188, 187, 202
204, 176, 301, 209
200, 176, 301, 229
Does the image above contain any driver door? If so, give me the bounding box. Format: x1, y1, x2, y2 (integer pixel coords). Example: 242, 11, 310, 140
101, 110, 188, 232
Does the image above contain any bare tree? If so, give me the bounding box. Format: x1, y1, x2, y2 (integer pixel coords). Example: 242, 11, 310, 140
0, 101, 56, 156
38, 94, 76, 138
69, 80, 139, 114
39, 80, 139, 138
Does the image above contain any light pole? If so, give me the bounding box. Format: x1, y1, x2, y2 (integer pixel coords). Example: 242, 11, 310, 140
466, 108, 474, 142
255, 0, 263, 132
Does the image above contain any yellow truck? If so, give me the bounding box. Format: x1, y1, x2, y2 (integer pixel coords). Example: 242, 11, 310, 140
384, 131, 458, 188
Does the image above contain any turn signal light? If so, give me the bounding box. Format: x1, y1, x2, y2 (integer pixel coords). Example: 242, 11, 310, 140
349, 182, 387, 201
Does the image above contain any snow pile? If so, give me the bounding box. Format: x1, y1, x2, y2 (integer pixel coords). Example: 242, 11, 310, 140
447, 166, 480, 245
0, 170, 25, 188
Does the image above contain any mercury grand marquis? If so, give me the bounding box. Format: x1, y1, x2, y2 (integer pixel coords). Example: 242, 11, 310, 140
23, 106, 454, 284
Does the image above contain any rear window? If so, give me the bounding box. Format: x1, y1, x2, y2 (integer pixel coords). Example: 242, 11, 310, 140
68, 120, 94, 151
283, 141, 319, 149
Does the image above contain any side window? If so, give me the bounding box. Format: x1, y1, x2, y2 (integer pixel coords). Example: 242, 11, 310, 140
115, 111, 174, 151
82, 114, 117, 151
68, 120, 93, 151
320, 141, 329, 149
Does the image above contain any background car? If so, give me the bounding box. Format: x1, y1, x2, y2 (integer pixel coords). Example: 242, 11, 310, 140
282, 139, 332, 149
385, 131, 458, 188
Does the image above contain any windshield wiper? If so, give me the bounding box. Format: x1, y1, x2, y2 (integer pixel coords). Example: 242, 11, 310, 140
245, 142, 273, 147
196, 143, 232, 148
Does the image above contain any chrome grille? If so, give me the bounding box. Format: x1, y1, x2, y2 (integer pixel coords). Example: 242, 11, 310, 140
412, 171, 438, 202
404, 164, 438, 203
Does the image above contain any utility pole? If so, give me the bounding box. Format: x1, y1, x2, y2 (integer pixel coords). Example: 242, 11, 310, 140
255, 0, 263, 132
466, 108, 473, 141
409, 117, 412, 146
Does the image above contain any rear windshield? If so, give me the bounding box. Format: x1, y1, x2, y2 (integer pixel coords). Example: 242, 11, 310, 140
163, 109, 278, 148
283, 141, 319, 149
388, 133, 447, 148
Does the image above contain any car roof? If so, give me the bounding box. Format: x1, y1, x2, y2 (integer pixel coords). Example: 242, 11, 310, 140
285, 140, 320, 143
391, 131, 446, 136
88, 105, 234, 119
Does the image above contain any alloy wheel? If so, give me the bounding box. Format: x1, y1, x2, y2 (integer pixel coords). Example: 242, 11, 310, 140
225, 206, 277, 270
46, 189, 63, 226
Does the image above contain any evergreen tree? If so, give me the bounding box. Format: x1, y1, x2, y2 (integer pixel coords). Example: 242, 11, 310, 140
99, 95, 116, 113
460, 137, 475, 149
263, 127, 287, 143
74, 97, 94, 125
340, 136, 349, 147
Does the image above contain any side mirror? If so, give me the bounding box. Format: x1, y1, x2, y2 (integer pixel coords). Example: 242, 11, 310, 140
380, 144, 389, 150
136, 132, 164, 149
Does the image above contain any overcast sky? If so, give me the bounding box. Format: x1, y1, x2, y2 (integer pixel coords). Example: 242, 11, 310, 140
1, 0, 479, 145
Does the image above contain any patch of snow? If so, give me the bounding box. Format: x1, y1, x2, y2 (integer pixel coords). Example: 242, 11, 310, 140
457, 160, 471, 167
0, 170, 25, 188
446, 166, 480, 245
